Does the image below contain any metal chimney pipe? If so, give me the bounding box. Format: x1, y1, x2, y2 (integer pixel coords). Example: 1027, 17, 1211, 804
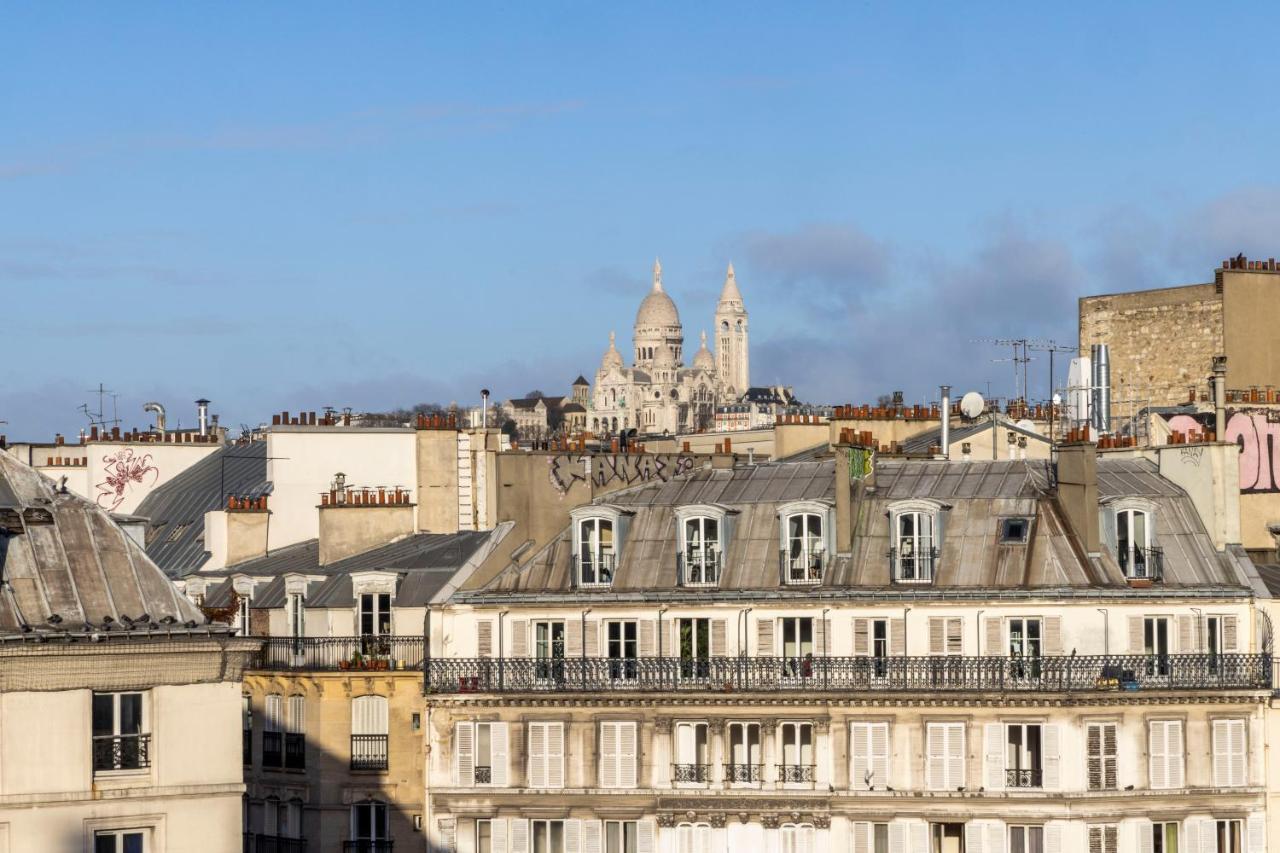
1212, 355, 1228, 438
195, 399, 210, 436
1089, 345, 1111, 434
939, 385, 952, 459
143, 402, 166, 434
481, 389, 490, 430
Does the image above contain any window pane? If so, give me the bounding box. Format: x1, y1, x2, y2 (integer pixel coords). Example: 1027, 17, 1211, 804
93, 694, 114, 737
94, 836, 117, 853
119, 694, 143, 735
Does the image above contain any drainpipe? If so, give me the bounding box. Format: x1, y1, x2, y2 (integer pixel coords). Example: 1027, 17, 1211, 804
940, 386, 952, 459
1212, 356, 1228, 438
498, 610, 507, 691
1191, 607, 1204, 654
976, 609, 984, 656
581, 608, 592, 690
1097, 608, 1110, 658
738, 607, 752, 686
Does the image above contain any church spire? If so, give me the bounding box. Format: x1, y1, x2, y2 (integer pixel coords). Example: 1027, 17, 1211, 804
718, 261, 743, 306
652, 258, 663, 292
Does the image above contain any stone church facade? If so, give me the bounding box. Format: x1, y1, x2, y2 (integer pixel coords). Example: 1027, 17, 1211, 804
591, 260, 749, 436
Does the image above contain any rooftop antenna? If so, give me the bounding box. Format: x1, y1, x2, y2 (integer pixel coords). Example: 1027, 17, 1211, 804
973, 339, 1035, 403
1028, 340, 1076, 444
79, 383, 121, 430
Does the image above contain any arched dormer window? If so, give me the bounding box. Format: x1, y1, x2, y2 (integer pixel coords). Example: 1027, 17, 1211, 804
675, 505, 733, 587
1102, 498, 1162, 581
778, 500, 834, 585
571, 505, 626, 588
888, 500, 944, 583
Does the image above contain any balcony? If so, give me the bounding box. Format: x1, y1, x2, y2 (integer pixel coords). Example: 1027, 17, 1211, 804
777, 764, 817, 783
423, 653, 1271, 694
724, 763, 763, 783
253, 636, 425, 672
575, 552, 616, 589
672, 763, 712, 783
92, 733, 150, 772
351, 734, 389, 771
889, 546, 937, 584
244, 834, 308, 853
1120, 545, 1165, 583
1006, 768, 1043, 788
780, 549, 826, 585
343, 843, 393, 853
474, 765, 492, 784
678, 552, 721, 587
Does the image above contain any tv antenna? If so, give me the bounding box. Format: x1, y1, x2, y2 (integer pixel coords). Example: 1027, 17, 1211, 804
973, 339, 1035, 403
1027, 340, 1077, 405
79, 383, 120, 430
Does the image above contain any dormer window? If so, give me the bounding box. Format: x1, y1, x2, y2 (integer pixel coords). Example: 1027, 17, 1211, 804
1116, 507, 1161, 581
675, 505, 731, 587
778, 501, 832, 585
888, 501, 942, 584
577, 516, 616, 588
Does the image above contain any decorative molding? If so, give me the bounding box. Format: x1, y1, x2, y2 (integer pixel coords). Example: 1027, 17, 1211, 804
653, 717, 673, 734
760, 813, 780, 829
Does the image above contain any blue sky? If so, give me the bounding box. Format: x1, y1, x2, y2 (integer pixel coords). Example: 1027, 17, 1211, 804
3, 4, 1278, 437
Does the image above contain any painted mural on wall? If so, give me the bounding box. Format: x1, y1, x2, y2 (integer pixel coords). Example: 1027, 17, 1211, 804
95, 448, 159, 510
548, 453, 696, 497
1164, 409, 1280, 493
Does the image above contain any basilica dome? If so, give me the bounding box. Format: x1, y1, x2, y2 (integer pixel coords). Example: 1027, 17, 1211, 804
634, 259, 681, 330
692, 331, 715, 371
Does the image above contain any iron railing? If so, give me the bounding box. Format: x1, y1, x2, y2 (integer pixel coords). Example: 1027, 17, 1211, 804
92, 733, 150, 772
1119, 545, 1165, 582
253, 636, 425, 671
343, 843, 393, 853
262, 731, 283, 768
245, 835, 307, 853
678, 552, 722, 587
285, 733, 306, 770
425, 653, 1270, 693
351, 734, 389, 771
672, 763, 712, 783
777, 764, 817, 783
889, 546, 938, 583
723, 763, 763, 783
574, 552, 616, 588
779, 549, 826, 585
1006, 768, 1043, 788
474, 765, 492, 784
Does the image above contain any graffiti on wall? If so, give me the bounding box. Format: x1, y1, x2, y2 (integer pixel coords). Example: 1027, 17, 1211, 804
1165, 409, 1280, 493
548, 453, 696, 497
95, 448, 159, 510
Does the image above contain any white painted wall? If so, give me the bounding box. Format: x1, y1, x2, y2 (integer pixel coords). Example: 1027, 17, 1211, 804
85, 441, 222, 514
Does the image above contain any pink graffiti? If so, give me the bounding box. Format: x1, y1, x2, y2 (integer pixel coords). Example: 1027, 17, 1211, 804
95, 448, 159, 510
1169, 411, 1280, 493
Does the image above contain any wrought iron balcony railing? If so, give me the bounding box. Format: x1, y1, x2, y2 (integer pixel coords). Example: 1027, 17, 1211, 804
779, 549, 826, 585
1006, 767, 1043, 788
253, 636, 425, 672
351, 734, 389, 771
678, 552, 722, 587
474, 765, 492, 784
262, 730, 283, 768
343, 843, 393, 853
285, 732, 306, 770
777, 764, 817, 783
1119, 545, 1165, 582
574, 552, 616, 589
92, 733, 150, 772
245, 834, 308, 853
672, 763, 712, 783
423, 653, 1270, 694
889, 546, 938, 583
723, 763, 763, 783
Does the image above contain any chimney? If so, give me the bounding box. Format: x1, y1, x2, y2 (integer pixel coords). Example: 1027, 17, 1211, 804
196, 399, 211, 436
144, 402, 167, 434
1056, 436, 1101, 556
1212, 355, 1228, 438
1089, 345, 1111, 434
939, 385, 952, 459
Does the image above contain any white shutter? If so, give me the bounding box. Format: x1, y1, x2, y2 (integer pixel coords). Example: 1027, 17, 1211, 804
287, 695, 305, 734
547, 722, 565, 788
458, 819, 476, 853
888, 823, 907, 853
850, 723, 868, 789
477, 619, 494, 657
852, 823, 872, 853
986, 822, 1006, 853
926, 724, 945, 790
1212, 718, 1246, 787
965, 823, 987, 853
351, 695, 388, 735
619, 721, 638, 787
1149, 722, 1169, 789
1134, 819, 1153, 853
1224, 615, 1239, 651
439, 817, 457, 853
908, 821, 929, 853
265, 694, 283, 732
853, 618, 869, 656
564, 820, 582, 853
583, 820, 602, 853
946, 723, 965, 789
1166, 721, 1184, 788
490, 722, 509, 786
984, 723, 1004, 790
510, 819, 530, 853
492, 819, 508, 853
929, 618, 945, 655
757, 618, 776, 655
1044, 823, 1062, 853
870, 722, 889, 788
711, 619, 727, 656
528, 723, 547, 788
1042, 724, 1061, 789
1044, 616, 1063, 655
456, 721, 475, 786
637, 819, 656, 853
1248, 813, 1266, 853
985, 618, 1002, 655
601, 722, 619, 787
511, 619, 528, 657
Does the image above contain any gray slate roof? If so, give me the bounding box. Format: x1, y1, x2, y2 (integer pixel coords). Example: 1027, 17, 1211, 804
0, 451, 207, 637
135, 440, 270, 578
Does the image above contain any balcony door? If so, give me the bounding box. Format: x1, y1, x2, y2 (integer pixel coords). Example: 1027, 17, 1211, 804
679, 618, 710, 681
350, 799, 389, 848
1005, 724, 1043, 789
534, 621, 566, 683
778, 722, 814, 783
607, 621, 638, 681
674, 722, 710, 783
1008, 618, 1042, 680
359, 593, 391, 658
727, 722, 761, 783
780, 617, 814, 680
1144, 617, 1171, 676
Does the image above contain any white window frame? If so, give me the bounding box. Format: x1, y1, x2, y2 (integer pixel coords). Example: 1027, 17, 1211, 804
93, 829, 151, 853
571, 506, 624, 588
1151, 822, 1179, 853
926, 721, 965, 791
780, 823, 815, 853
780, 502, 829, 585
676, 508, 725, 587
357, 591, 392, 637
674, 721, 710, 781
527, 721, 565, 789
606, 820, 641, 853
727, 721, 762, 784
1115, 505, 1154, 578
778, 721, 815, 781
92, 690, 149, 775
675, 822, 711, 853
888, 500, 942, 583
1008, 825, 1044, 853
531, 820, 566, 853
599, 720, 638, 789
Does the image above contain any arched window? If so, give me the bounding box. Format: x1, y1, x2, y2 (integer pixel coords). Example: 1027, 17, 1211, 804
577, 516, 615, 587
894, 510, 935, 582
351, 695, 389, 771
677, 822, 713, 853
780, 822, 815, 853
784, 512, 825, 584
681, 516, 721, 585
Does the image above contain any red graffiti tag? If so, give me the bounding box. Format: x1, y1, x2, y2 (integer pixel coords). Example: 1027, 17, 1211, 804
95, 448, 159, 510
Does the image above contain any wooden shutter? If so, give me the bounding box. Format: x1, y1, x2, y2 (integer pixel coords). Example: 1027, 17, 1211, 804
1133, 819, 1153, 853
566, 621, 582, 658
491, 819, 508, 853
637, 820, 656, 853
1087, 723, 1117, 790
458, 819, 475, 853
265, 694, 283, 732
546, 722, 565, 788
564, 820, 581, 853
438, 817, 457, 853
928, 723, 962, 790
711, 619, 727, 656
852, 823, 873, 853
287, 695, 305, 734
851, 722, 888, 789
929, 618, 945, 655
756, 618, 775, 656
985, 618, 1002, 656
511, 619, 528, 657
870, 722, 889, 788
490, 722, 509, 786
1213, 719, 1246, 787
1042, 724, 1061, 789
1044, 823, 1062, 853
1224, 615, 1239, 651
619, 722, 638, 787
1044, 616, 1063, 655
584, 620, 599, 657
527, 723, 547, 788
814, 617, 827, 656
909, 821, 929, 853
477, 620, 494, 657
965, 822, 986, 853
889, 823, 908, 853
455, 721, 475, 786
946, 617, 963, 655
1128, 617, 1144, 653
583, 820, 602, 853
853, 618, 869, 656
1177, 615, 1194, 653
352, 695, 387, 735
600, 722, 619, 787
1248, 813, 1266, 853
1088, 825, 1117, 853
984, 723, 1005, 790
638, 620, 656, 658
510, 819, 530, 853
1149, 721, 1183, 789
889, 619, 905, 656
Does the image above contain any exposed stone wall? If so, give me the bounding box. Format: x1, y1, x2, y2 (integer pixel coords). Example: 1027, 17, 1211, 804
1079, 283, 1223, 411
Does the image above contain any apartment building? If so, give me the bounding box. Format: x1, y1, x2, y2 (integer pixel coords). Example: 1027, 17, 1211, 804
0, 448, 259, 852
419, 443, 1271, 853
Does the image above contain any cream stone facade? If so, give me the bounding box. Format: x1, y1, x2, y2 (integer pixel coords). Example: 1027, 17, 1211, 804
591, 261, 749, 437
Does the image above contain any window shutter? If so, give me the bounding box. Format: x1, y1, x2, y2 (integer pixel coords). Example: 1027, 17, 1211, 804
984, 723, 1004, 790
711, 619, 727, 657
1134, 819, 1153, 853
852, 823, 872, 853
757, 618, 775, 656
1248, 813, 1266, 853
438, 818, 457, 853
946, 617, 963, 655
1149, 722, 1167, 789
455, 722, 475, 786
909, 821, 929, 853
1088, 723, 1118, 789
491, 819, 508, 853
600, 723, 618, 787
1042, 724, 1061, 789
639, 620, 656, 658
926, 724, 944, 790
946, 723, 965, 789
987, 822, 1007, 853
1044, 823, 1062, 853
490, 722, 509, 786
853, 618, 869, 656
1128, 617, 1144, 653
583, 820, 602, 853
1166, 721, 1184, 788
564, 820, 581, 853
965, 822, 986, 853
1044, 616, 1063, 655
637, 819, 656, 853
620, 721, 638, 788
889, 823, 907, 853
1224, 615, 1239, 651
528, 723, 547, 788
870, 722, 889, 788
584, 620, 599, 657
511, 620, 528, 657
851, 722, 887, 789
1213, 719, 1246, 787
929, 618, 945, 655
547, 722, 565, 788
352, 695, 388, 735
1177, 615, 1194, 653
889, 619, 905, 656
814, 618, 827, 656
985, 618, 1002, 656
287, 695, 305, 734
561, 621, 580, 658
510, 819, 530, 853
477, 620, 493, 658
265, 694, 283, 732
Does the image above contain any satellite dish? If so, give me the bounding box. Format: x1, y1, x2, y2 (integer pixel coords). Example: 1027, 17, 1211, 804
959, 391, 985, 420
1015, 419, 1038, 435
1051, 392, 1062, 406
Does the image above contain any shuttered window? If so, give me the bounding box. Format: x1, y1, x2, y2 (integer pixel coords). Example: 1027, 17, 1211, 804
1086, 723, 1118, 790
926, 722, 965, 790
455, 722, 509, 787
527, 722, 565, 789
779, 823, 815, 853
928, 617, 963, 656
599, 721, 637, 788
851, 823, 890, 853
675, 823, 712, 853
850, 722, 890, 790
1087, 825, 1117, 853
1148, 720, 1184, 789
1212, 718, 1247, 787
